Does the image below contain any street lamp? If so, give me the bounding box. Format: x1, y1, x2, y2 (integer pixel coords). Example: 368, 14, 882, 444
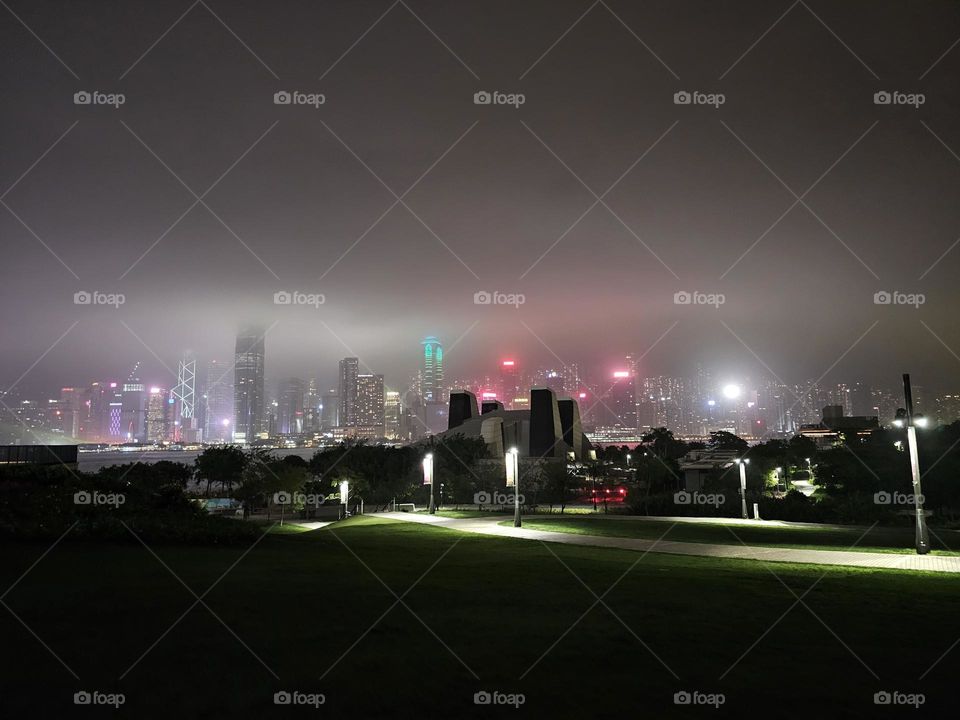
775, 466, 783, 492
902, 374, 930, 554
737, 458, 750, 519
423, 453, 435, 514
505, 447, 520, 527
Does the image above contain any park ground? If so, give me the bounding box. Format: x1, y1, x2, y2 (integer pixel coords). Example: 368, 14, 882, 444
1, 515, 956, 718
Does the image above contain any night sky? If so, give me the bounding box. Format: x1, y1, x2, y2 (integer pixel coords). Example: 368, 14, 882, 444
2, 0, 959, 395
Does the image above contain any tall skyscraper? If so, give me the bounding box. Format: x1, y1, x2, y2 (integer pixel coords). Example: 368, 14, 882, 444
356, 373, 385, 430
321, 387, 339, 430
338, 357, 359, 427
384, 389, 402, 439
600, 370, 637, 429
499, 360, 521, 409
146, 387, 170, 443
172, 354, 198, 442
277, 377, 305, 435
421, 336, 444, 403
203, 359, 233, 442
234, 328, 266, 442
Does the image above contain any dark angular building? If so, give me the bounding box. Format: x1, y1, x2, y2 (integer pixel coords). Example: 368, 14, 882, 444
437, 387, 590, 461
448, 390, 479, 430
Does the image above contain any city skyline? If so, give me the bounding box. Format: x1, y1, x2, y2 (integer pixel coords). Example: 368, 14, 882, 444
6, 326, 960, 447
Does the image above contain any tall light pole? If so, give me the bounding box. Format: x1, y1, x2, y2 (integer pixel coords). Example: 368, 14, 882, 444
505, 447, 520, 527
737, 458, 750, 519
423, 453, 435, 514
775, 466, 783, 492
902, 374, 930, 554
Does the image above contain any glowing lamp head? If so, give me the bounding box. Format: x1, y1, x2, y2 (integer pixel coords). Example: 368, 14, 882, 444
722, 384, 741, 400
502, 360, 515, 367
613, 370, 630, 378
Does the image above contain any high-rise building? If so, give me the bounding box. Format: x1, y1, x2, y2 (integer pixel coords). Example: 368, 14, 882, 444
277, 377, 305, 435
338, 357, 359, 427
599, 370, 637, 429
499, 360, 521, 409
104, 382, 124, 441
234, 328, 266, 442
421, 336, 444, 403
303, 378, 321, 433
356, 374, 385, 429
172, 354, 199, 442
146, 387, 170, 443
203, 359, 233, 442
321, 388, 338, 430
385, 390, 402, 439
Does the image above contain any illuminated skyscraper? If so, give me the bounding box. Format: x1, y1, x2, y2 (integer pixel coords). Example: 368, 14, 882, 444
421, 336, 444, 403
384, 390, 402, 439
338, 357, 359, 427
234, 328, 266, 442
172, 354, 198, 442
599, 371, 637, 429
499, 360, 521, 409
146, 387, 170, 442
356, 374, 385, 430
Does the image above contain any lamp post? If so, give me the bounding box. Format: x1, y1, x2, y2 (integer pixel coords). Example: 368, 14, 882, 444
423, 453, 435, 514
902, 374, 930, 554
737, 458, 750, 519
775, 466, 783, 493
505, 447, 520, 527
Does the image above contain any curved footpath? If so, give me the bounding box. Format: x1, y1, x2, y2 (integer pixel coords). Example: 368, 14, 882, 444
372, 512, 960, 574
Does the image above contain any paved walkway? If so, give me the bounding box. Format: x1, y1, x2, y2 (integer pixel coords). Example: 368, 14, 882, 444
375, 513, 960, 574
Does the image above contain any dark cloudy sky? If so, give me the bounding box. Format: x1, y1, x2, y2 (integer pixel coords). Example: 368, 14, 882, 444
2, 0, 959, 396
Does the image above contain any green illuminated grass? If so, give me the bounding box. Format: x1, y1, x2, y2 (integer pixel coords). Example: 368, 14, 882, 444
1, 516, 956, 718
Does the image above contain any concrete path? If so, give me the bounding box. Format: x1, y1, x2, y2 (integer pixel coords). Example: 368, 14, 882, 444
288, 521, 335, 530
375, 512, 960, 574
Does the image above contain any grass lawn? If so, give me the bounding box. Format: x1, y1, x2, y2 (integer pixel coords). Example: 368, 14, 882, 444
510, 515, 960, 555
0, 516, 955, 718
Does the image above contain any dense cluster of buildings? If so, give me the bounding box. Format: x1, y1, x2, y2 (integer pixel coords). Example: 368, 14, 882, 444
3, 335, 960, 448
